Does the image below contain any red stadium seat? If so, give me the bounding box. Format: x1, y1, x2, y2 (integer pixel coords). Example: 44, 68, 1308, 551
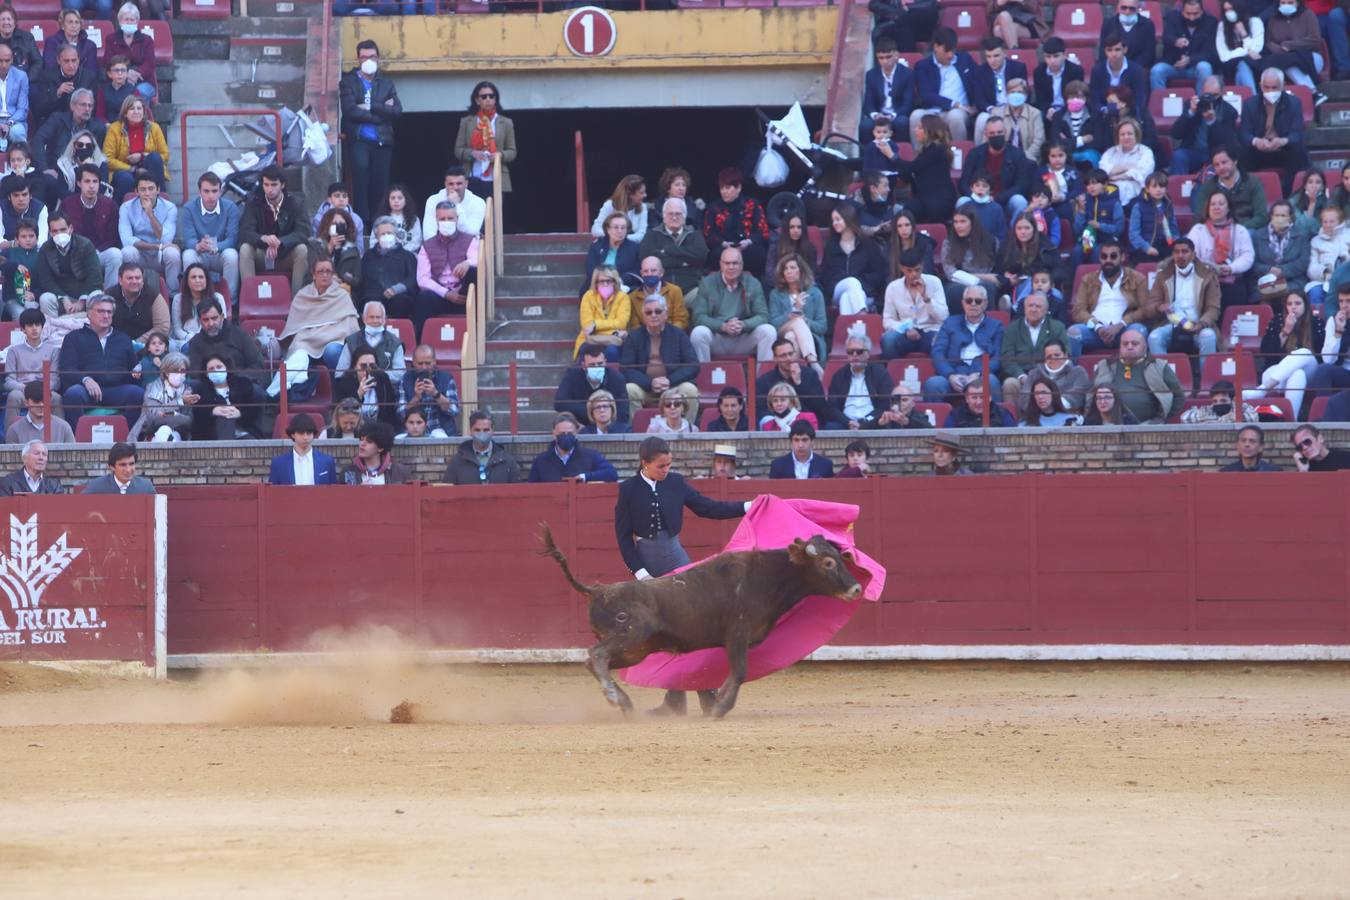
938, 5, 987, 50
387, 318, 416, 357
1071, 263, 1099, 297
917, 222, 947, 247
421, 315, 466, 364
1200, 352, 1257, 392
695, 359, 749, 400
1078, 352, 1112, 377
1149, 88, 1194, 132
75, 415, 128, 444
698, 405, 742, 431
84, 21, 112, 53
806, 225, 825, 262
10, 0, 60, 16
831, 314, 883, 358
1310, 395, 1333, 421
630, 407, 659, 433
1161, 353, 1195, 389
1220, 86, 1251, 116
887, 357, 935, 388
0, 321, 17, 360
240, 316, 286, 340
178, 0, 230, 19
822, 359, 849, 387
286, 366, 332, 418
950, 141, 974, 177
1251, 172, 1282, 208
987, 310, 1010, 326
1243, 396, 1294, 421
238, 275, 292, 318
1139, 1, 1163, 27
913, 402, 950, 427
1006, 49, 1036, 69
1221, 305, 1273, 353
127, 20, 173, 64
1053, 6, 1102, 45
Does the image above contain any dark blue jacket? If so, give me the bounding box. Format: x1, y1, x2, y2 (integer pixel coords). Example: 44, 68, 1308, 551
614, 471, 744, 573
619, 323, 700, 393
1100, 15, 1157, 68
58, 324, 137, 391
268, 449, 338, 485
1073, 191, 1125, 241
1170, 103, 1241, 156
1089, 59, 1149, 117
1239, 92, 1305, 152
1033, 60, 1085, 112
527, 444, 618, 483
554, 365, 630, 426
768, 452, 835, 479
1160, 9, 1219, 67
584, 237, 641, 288
971, 59, 1029, 109
959, 143, 1031, 206
930, 314, 1005, 378
861, 63, 915, 126
1127, 197, 1180, 255
913, 51, 986, 112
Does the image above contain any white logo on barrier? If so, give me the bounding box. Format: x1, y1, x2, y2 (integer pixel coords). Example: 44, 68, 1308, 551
0, 514, 97, 646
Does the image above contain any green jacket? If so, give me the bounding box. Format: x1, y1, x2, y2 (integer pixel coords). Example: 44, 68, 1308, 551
691, 272, 769, 333
1000, 316, 1069, 379
1191, 172, 1269, 231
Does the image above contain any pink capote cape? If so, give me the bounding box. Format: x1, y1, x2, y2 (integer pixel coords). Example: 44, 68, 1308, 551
616, 495, 886, 692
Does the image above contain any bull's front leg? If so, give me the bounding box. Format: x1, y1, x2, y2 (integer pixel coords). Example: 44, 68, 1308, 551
649, 690, 688, 716
710, 633, 749, 719
586, 639, 635, 717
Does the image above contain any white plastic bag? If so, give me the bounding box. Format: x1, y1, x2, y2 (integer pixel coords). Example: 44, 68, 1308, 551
754, 135, 789, 189
297, 108, 332, 167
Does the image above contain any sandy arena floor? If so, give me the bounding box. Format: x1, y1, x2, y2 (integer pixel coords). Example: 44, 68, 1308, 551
1, 659, 1347, 899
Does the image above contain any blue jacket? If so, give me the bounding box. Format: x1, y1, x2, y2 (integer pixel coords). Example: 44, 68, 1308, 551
57, 324, 137, 391
528, 444, 618, 483
618, 323, 700, 393
861, 63, 914, 126
554, 365, 630, 426
0, 66, 28, 126
179, 197, 242, 253
1240, 92, 1304, 153
1160, 9, 1219, 67
1088, 59, 1149, 117
584, 237, 640, 287
930, 314, 1005, 378
1100, 15, 1157, 68
768, 452, 835, 479
1074, 191, 1125, 241
1127, 197, 1180, 255
913, 51, 986, 112
268, 449, 338, 485
971, 59, 1028, 109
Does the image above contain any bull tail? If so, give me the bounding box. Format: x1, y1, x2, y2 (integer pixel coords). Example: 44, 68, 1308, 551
537, 523, 593, 599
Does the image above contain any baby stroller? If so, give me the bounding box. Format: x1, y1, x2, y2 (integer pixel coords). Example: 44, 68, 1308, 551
754, 103, 862, 229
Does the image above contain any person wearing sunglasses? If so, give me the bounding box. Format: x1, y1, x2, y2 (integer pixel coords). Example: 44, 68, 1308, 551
1291, 423, 1350, 471
455, 80, 516, 205
1068, 238, 1150, 358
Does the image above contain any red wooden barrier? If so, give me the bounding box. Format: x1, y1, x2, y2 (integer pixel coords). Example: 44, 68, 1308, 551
163, 475, 1350, 656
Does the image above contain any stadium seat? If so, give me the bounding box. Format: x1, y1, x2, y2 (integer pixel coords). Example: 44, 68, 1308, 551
1006, 49, 1036, 69
1071, 263, 1099, 297
84, 21, 112, 53
1243, 396, 1295, 421
1149, 88, 1194, 132
1077, 352, 1112, 377
1284, 85, 1315, 125
422, 315, 466, 364
1064, 47, 1095, 73
239, 275, 292, 318
1200, 352, 1257, 392
831, 314, 883, 357
1221, 305, 1272, 353
887, 357, 934, 389
11, 0, 60, 16
630, 407, 659, 433
179, 0, 230, 19
1220, 86, 1251, 116
214, 278, 232, 311
806, 225, 825, 261
950, 141, 974, 176
695, 359, 749, 400
917, 223, 946, 248
286, 365, 332, 417
1309, 396, 1332, 421
388, 318, 416, 357
698, 406, 732, 431
822, 359, 849, 386
0, 321, 17, 356
240, 316, 286, 341
1053, 5, 1102, 45
938, 5, 986, 50
137, 20, 174, 65
1251, 172, 1282, 208
987, 310, 1010, 326
75, 415, 128, 444
1139, 1, 1163, 26
1161, 353, 1196, 389
913, 402, 950, 428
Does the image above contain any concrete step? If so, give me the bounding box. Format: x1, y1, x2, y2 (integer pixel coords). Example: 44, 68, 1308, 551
246, 0, 327, 17
228, 37, 309, 67
1309, 150, 1348, 174
1320, 101, 1350, 126
478, 361, 579, 389
484, 338, 576, 370
1308, 125, 1350, 147
495, 274, 585, 298
476, 392, 559, 433
486, 319, 578, 343
504, 232, 593, 253
502, 251, 588, 277
495, 295, 583, 322
1319, 80, 1350, 102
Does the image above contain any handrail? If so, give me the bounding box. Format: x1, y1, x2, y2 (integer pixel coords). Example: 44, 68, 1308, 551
492, 151, 504, 280
574, 130, 589, 234
459, 284, 480, 435
477, 201, 492, 361
821, 0, 857, 143
177, 109, 283, 203
319, 0, 334, 121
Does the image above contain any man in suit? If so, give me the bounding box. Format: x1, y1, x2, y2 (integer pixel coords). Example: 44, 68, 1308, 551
972, 36, 1028, 139
268, 413, 337, 486
1239, 70, 1309, 197
0, 44, 28, 147
756, 338, 832, 427
0, 439, 63, 495
83, 442, 157, 495
1000, 292, 1070, 410
861, 37, 915, 143
868, 0, 938, 52
620, 293, 701, 422
769, 419, 834, 479
959, 116, 1032, 221
1151, 0, 1219, 90
1100, 0, 1157, 69
827, 332, 893, 430
909, 26, 983, 142
338, 39, 402, 225
1090, 30, 1150, 116
1033, 38, 1085, 113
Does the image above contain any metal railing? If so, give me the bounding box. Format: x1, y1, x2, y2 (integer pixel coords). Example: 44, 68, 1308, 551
574, 130, 589, 234
177, 109, 283, 204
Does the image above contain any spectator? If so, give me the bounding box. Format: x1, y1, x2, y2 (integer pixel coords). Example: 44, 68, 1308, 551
574, 265, 630, 361
929, 431, 974, 475
455, 80, 515, 203
0, 215, 36, 317
118, 172, 178, 290
591, 175, 648, 244
270, 258, 359, 397
179, 171, 240, 304
1033, 37, 1084, 113
1241, 69, 1309, 196
0, 173, 44, 249
888, 209, 939, 277
656, 167, 704, 234
1081, 383, 1139, 424
909, 27, 981, 142
6, 379, 71, 444
1090, 30, 1150, 118
267, 413, 338, 485
35, 210, 100, 316
1011, 264, 1068, 323
338, 40, 401, 225
94, 56, 134, 123
334, 303, 402, 382
127, 348, 191, 441
861, 38, 914, 143
882, 245, 947, 358
583, 214, 639, 295
638, 199, 707, 299
874, 382, 930, 429
1091, 326, 1185, 424
185, 300, 264, 384
107, 260, 167, 345
1146, 237, 1221, 363
1016, 339, 1092, 414
1190, 145, 1269, 231
690, 246, 776, 363
1180, 377, 1258, 423
1099, 118, 1154, 209
34, 49, 93, 138
855, 169, 903, 240
414, 201, 476, 332
940, 205, 999, 311
619, 293, 699, 421
944, 378, 1014, 427
60, 163, 119, 288
374, 184, 420, 253
983, 77, 1043, 164
973, 36, 1028, 134
1168, 77, 1241, 175
702, 167, 770, 277
360, 216, 417, 321
443, 410, 521, 484
311, 205, 362, 298
0, 437, 61, 494
767, 211, 818, 278
58, 294, 142, 423
1307, 205, 1350, 313
310, 182, 366, 253
706, 385, 749, 432
82, 442, 156, 495
555, 343, 629, 428
627, 256, 689, 332
1217, 0, 1265, 91
819, 203, 886, 316
398, 405, 443, 441
1263, 0, 1323, 91
759, 380, 819, 432
925, 283, 1003, 401
828, 332, 892, 429
1151, 0, 1219, 90
646, 387, 697, 435
131, 328, 163, 382
1071, 169, 1124, 266
342, 421, 413, 485
1001, 292, 1068, 408
961, 116, 1031, 224
960, 172, 1007, 245
1246, 291, 1322, 415
836, 438, 874, 478
1222, 423, 1280, 471
527, 412, 618, 483
103, 96, 166, 197
0, 43, 26, 149
1068, 238, 1150, 356
333, 346, 399, 431
1290, 168, 1329, 230
892, 113, 959, 224
37, 85, 104, 178
398, 343, 459, 437
768, 418, 834, 478
420, 166, 484, 239
997, 213, 1056, 304
988, 0, 1042, 50
768, 252, 826, 365
1291, 423, 1350, 470
192, 351, 262, 439
1128, 172, 1181, 263
869, 0, 938, 52
3, 306, 59, 420
325, 399, 360, 440
1252, 200, 1312, 299
238, 165, 310, 293
40, 9, 95, 76
1020, 375, 1080, 426
580, 389, 629, 436
0, 6, 37, 76
1188, 190, 1255, 309
1101, 3, 1156, 69
105, 3, 156, 101
1046, 81, 1105, 168
756, 336, 831, 426
709, 442, 744, 479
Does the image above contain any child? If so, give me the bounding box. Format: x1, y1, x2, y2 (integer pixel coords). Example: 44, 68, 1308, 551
1071, 169, 1123, 266
963, 172, 1007, 244
1025, 186, 1062, 249
858, 169, 901, 239
0, 219, 38, 320
96, 56, 136, 123
861, 116, 901, 183
311, 182, 365, 249
1037, 142, 1083, 222
1127, 171, 1179, 263
5, 143, 54, 209
133, 331, 168, 382
1012, 265, 1069, 324
837, 439, 873, 478
397, 406, 449, 441
1307, 205, 1350, 314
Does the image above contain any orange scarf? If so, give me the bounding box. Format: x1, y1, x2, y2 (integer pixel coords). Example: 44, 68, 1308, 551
1206, 220, 1232, 265
471, 111, 497, 179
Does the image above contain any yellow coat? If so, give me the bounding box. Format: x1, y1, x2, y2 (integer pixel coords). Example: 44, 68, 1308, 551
626, 283, 690, 331
103, 121, 171, 180
574, 289, 632, 356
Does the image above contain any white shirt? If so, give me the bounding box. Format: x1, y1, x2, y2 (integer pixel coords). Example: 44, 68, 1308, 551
960, 316, 985, 363
421, 188, 486, 239
0, 69, 13, 118
292, 448, 315, 486
24, 470, 41, 492
1171, 266, 1199, 321
844, 371, 873, 420
793, 453, 814, 479
1047, 65, 1065, 108
1094, 273, 1128, 324
1025, 320, 1044, 347
936, 58, 968, 107
114, 476, 132, 494
880, 64, 898, 117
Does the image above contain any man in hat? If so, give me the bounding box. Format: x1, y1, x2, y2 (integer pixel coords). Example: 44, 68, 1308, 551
710, 443, 744, 479
931, 432, 973, 476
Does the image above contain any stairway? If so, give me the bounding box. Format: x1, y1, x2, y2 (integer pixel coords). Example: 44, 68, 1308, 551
478, 233, 592, 434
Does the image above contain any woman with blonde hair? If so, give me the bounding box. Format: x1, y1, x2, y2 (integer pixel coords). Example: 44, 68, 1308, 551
646, 387, 697, 434
103, 94, 168, 198
573, 265, 631, 360
759, 381, 819, 431
581, 389, 631, 435
591, 174, 649, 243
55, 129, 107, 195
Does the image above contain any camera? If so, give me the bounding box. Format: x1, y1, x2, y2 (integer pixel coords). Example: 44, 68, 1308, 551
1197, 93, 1220, 114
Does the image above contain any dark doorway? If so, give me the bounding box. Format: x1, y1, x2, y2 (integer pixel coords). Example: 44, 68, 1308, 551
392, 104, 824, 235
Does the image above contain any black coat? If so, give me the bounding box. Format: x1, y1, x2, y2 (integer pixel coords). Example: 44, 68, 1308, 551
583, 237, 640, 288
818, 234, 887, 305
339, 68, 402, 146
358, 246, 418, 306
0, 468, 63, 495
755, 366, 832, 426
32, 111, 106, 171
618, 324, 700, 393
333, 370, 401, 430
893, 144, 958, 221
1033, 60, 1085, 113
959, 143, 1031, 206
30, 66, 95, 125
1170, 103, 1241, 156
1160, 9, 1220, 67
827, 362, 894, 427
614, 471, 744, 574
554, 365, 630, 426
191, 373, 263, 439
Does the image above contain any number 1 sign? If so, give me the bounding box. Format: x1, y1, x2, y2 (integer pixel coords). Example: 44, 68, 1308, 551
563, 6, 617, 58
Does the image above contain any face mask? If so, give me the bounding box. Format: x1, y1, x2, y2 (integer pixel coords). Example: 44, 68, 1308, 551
74, 145, 92, 161
377, 233, 397, 250
1066, 98, 1086, 113
472, 430, 492, 447
1213, 402, 1233, 416
1176, 262, 1194, 276
166, 372, 185, 388
364, 326, 384, 340
1263, 91, 1282, 104
119, 22, 137, 35
1007, 92, 1026, 108
585, 365, 605, 382
597, 282, 615, 299
437, 220, 456, 237
1225, 9, 1238, 20
1278, 3, 1296, 14
360, 58, 378, 76
207, 370, 228, 386
970, 193, 992, 204
641, 274, 662, 289
987, 135, 1006, 151
1118, 13, 1137, 26
52, 232, 70, 248
554, 432, 577, 452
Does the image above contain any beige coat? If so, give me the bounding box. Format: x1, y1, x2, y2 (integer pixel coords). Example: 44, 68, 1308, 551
454, 114, 517, 192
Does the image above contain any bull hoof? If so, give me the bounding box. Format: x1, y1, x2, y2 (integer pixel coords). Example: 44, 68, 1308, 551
649, 691, 688, 716
697, 690, 717, 717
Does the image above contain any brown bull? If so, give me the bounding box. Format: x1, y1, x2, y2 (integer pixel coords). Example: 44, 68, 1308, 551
540, 524, 862, 719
